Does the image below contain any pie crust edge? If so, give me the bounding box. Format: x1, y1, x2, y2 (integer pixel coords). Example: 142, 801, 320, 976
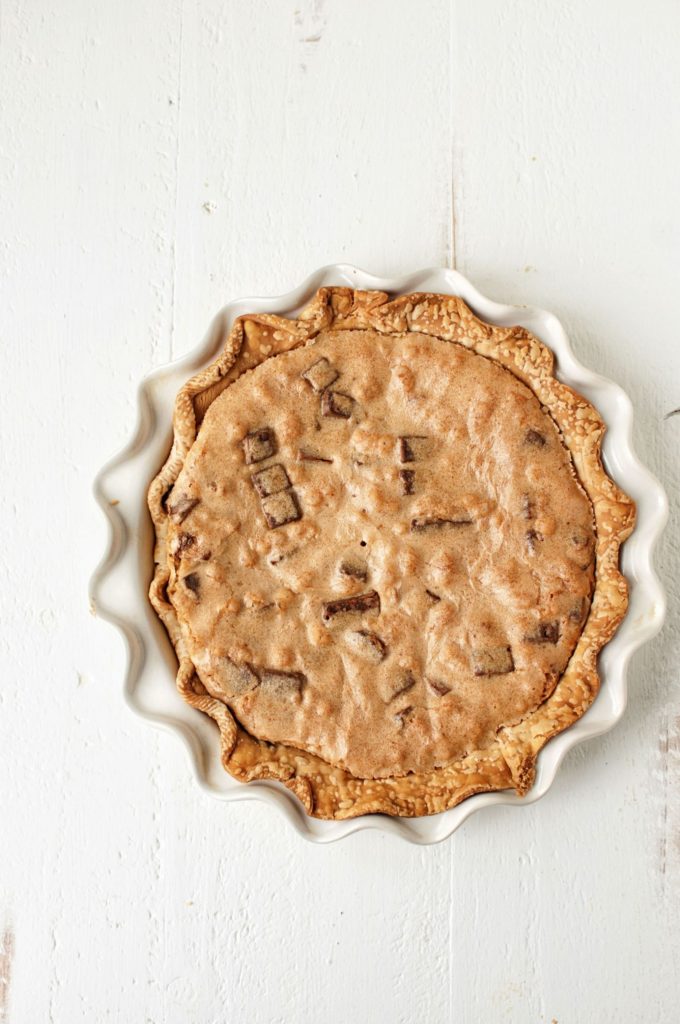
148, 288, 636, 819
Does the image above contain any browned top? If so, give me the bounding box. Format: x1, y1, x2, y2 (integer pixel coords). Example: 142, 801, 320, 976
165, 327, 595, 779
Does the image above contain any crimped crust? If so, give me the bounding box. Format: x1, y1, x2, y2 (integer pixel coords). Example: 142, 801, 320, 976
148, 289, 635, 818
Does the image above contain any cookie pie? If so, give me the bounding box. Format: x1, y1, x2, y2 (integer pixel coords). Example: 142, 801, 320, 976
148, 288, 635, 819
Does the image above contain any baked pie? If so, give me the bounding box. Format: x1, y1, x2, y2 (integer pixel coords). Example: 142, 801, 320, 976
148, 288, 635, 818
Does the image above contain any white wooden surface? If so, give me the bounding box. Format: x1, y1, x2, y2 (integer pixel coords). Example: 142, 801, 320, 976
1, 1, 679, 1021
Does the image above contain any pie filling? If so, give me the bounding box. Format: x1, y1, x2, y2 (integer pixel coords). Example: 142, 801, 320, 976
164, 328, 595, 779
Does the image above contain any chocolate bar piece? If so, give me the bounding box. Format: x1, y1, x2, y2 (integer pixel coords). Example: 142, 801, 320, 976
222, 660, 260, 697
321, 591, 380, 622
399, 469, 415, 495
525, 528, 543, 552
472, 645, 515, 676
525, 429, 546, 447
346, 630, 386, 663
260, 670, 305, 698
339, 559, 368, 582
261, 490, 301, 529
410, 515, 472, 532
242, 427, 277, 465
524, 621, 560, 644
298, 449, 333, 464
321, 390, 353, 419
251, 463, 290, 498
398, 436, 429, 462
427, 677, 451, 696
393, 705, 414, 728
301, 357, 339, 393
183, 572, 200, 596
168, 496, 199, 524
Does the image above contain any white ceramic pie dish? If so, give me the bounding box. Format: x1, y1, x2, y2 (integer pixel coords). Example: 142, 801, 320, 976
91, 265, 667, 844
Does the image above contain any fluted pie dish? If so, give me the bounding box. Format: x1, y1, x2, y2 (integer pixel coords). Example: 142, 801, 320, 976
92, 266, 666, 842
147, 284, 635, 820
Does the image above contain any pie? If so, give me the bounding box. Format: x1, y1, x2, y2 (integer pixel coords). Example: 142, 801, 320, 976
148, 288, 635, 818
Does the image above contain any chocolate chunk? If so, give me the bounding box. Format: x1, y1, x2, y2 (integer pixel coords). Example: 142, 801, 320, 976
346, 630, 387, 663
398, 435, 429, 463
339, 559, 368, 582
183, 572, 200, 596
525, 621, 560, 644
410, 515, 472, 532
301, 357, 339, 392
168, 496, 199, 524
242, 427, 277, 465
251, 463, 290, 498
525, 528, 543, 552
322, 591, 381, 621
427, 677, 451, 697
394, 705, 414, 728
399, 469, 415, 495
321, 390, 353, 418
425, 589, 441, 603
261, 490, 301, 529
260, 669, 305, 699
525, 429, 547, 447
472, 645, 515, 676
521, 494, 535, 520
569, 527, 595, 568
298, 449, 333, 464
569, 599, 589, 624
174, 532, 196, 559
379, 670, 416, 703
222, 660, 260, 697
571, 529, 592, 549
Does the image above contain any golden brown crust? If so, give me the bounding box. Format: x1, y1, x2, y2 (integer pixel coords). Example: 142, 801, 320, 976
148, 288, 635, 818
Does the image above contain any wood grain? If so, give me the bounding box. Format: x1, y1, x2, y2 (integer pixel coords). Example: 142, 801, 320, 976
0, 0, 678, 1021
